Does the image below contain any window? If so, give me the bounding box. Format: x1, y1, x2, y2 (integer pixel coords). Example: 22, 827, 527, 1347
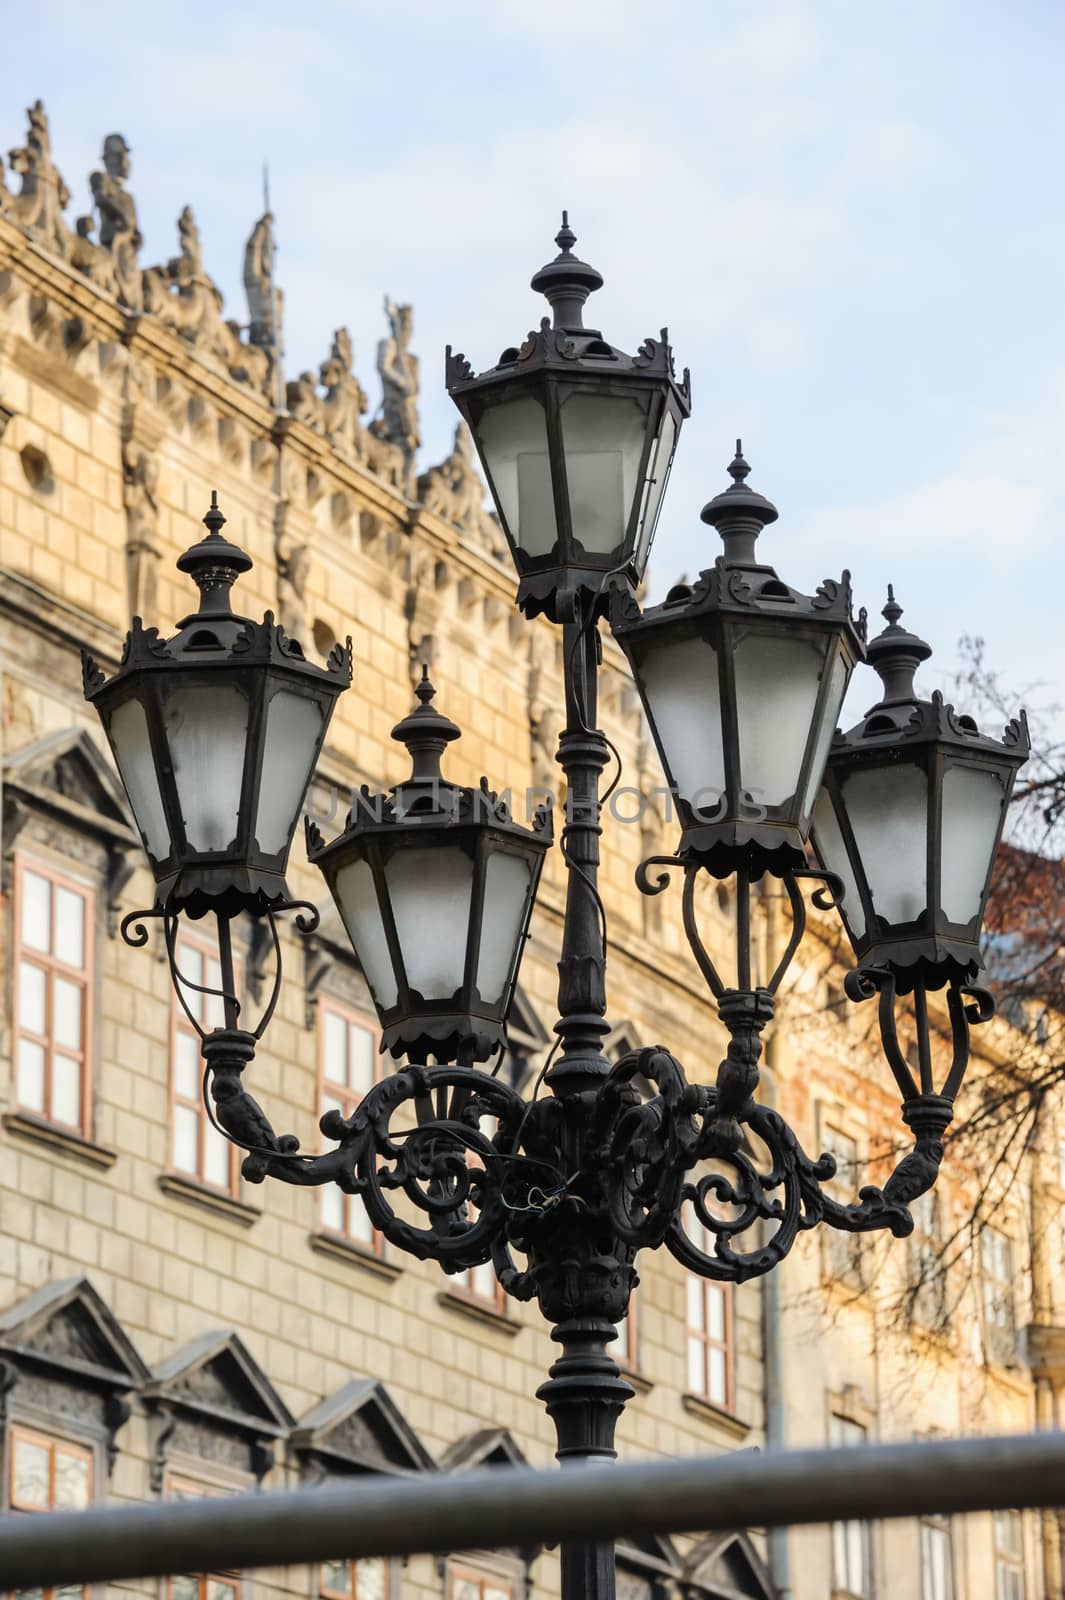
6, 1424, 92, 1600
829, 1414, 872, 1598
685, 1213, 732, 1410
993, 1509, 1026, 1600
318, 1000, 381, 1249
320, 1557, 387, 1600
921, 1513, 954, 1600
168, 1477, 240, 1600
614, 1290, 639, 1374
13, 856, 93, 1134
909, 1189, 947, 1330
981, 1226, 1017, 1365
170, 936, 240, 1195
822, 1124, 863, 1287
449, 1113, 505, 1312
449, 1566, 513, 1600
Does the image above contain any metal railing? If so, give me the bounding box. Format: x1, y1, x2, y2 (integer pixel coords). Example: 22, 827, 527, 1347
2, 1431, 1064, 1588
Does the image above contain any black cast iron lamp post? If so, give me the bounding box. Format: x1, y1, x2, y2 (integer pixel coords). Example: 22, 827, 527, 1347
84, 226, 1029, 1600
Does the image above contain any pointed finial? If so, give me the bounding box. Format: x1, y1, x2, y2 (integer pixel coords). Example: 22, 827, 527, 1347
202, 489, 226, 539
700, 439, 778, 564
882, 584, 903, 629
555, 211, 576, 254
416, 663, 435, 706
531, 214, 604, 331
866, 588, 932, 706
176, 492, 252, 617
729, 440, 751, 486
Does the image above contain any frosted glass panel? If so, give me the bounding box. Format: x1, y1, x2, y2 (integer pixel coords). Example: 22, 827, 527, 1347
733, 633, 826, 809
108, 696, 171, 861
52, 1054, 81, 1126
842, 764, 928, 925
560, 394, 648, 555
18, 961, 46, 1035
17, 1038, 45, 1111
800, 649, 850, 821
940, 766, 1004, 923
475, 396, 554, 555
636, 408, 676, 572
254, 690, 325, 855
637, 636, 725, 812
811, 790, 866, 939
164, 684, 249, 851
333, 859, 399, 1008
475, 852, 533, 1004
386, 847, 475, 997
21, 869, 50, 952
53, 978, 82, 1051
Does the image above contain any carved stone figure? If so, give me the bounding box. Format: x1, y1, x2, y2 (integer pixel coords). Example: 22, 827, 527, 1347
143, 207, 270, 397
3, 101, 73, 258
276, 528, 311, 638
122, 442, 161, 618
417, 423, 505, 560
87, 134, 142, 309
243, 210, 278, 349
372, 297, 419, 495
286, 328, 405, 489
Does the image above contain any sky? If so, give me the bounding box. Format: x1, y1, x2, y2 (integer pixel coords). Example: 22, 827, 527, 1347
2, 0, 1062, 735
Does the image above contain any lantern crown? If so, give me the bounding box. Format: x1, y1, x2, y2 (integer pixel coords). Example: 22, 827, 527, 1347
175, 491, 253, 625
863, 586, 933, 712
700, 440, 780, 567
529, 213, 605, 333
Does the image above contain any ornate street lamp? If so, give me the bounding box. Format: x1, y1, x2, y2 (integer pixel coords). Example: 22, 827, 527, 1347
446, 214, 691, 622
306, 669, 551, 1065
82, 494, 351, 920
611, 443, 865, 879
85, 229, 1030, 1600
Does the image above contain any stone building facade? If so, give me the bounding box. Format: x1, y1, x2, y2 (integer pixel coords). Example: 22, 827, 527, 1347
0, 98, 1061, 1600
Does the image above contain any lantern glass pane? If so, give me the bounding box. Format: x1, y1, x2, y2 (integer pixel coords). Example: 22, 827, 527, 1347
333, 857, 399, 1009
560, 392, 649, 556
163, 684, 249, 852
475, 850, 533, 1005
811, 789, 867, 940
841, 763, 928, 925
108, 695, 172, 861
385, 846, 475, 998
940, 765, 1005, 924
254, 689, 325, 856
799, 649, 850, 821
637, 635, 726, 814
474, 395, 555, 556
733, 632, 827, 810
636, 407, 677, 574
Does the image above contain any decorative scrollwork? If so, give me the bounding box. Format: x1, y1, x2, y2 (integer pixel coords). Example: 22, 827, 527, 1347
635, 852, 684, 897
120, 904, 165, 948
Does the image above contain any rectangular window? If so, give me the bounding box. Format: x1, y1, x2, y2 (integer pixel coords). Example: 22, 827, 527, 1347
167, 1477, 240, 1600
449, 1566, 514, 1600
614, 1290, 639, 1374
921, 1513, 954, 1600
981, 1226, 1017, 1365
6, 1424, 92, 1600
910, 1189, 947, 1330
318, 1000, 382, 1250
320, 1557, 387, 1600
170, 936, 240, 1195
13, 856, 93, 1134
829, 1414, 872, 1598
685, 1211, 732, 1410
822, 1124, 863, 1287
993, 1510, 1026, 1600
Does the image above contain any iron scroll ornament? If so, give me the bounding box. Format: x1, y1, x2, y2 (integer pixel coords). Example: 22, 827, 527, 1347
137, 858, 994, 1293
